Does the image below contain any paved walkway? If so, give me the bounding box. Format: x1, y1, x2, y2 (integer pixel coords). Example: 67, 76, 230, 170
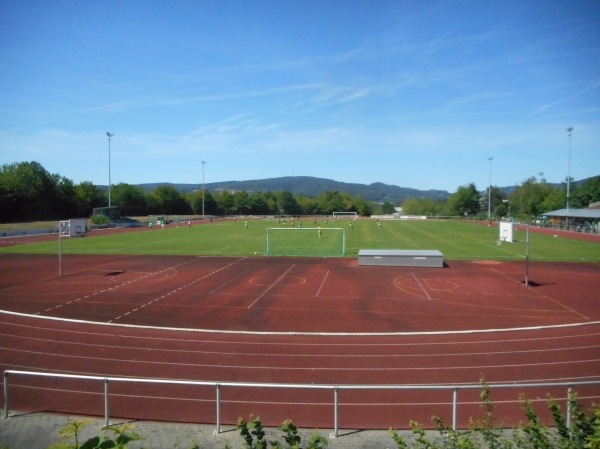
0, 411, 418, 449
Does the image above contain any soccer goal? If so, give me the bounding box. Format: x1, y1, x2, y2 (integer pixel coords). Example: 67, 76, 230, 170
266, 227, 346, 257
332, 211, 358, 220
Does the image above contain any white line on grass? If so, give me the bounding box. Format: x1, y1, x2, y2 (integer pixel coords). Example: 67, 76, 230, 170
106, 238, 178, 253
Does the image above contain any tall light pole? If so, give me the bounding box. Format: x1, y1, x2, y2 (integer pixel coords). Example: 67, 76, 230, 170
202, 160, 206, 219
487, 157, 493, 221
566, 127, 573, 213
106, 132, 114, 207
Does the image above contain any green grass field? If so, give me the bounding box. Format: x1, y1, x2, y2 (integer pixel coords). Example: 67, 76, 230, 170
1, 218, 599, 262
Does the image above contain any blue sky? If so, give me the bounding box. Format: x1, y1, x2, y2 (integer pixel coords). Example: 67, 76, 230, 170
1, 1, 599, 192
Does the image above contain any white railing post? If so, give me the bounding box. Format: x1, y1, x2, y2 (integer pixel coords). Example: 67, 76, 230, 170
3, 371, 9, 419
104, 378, 110, 427
331, 386, 339, 439
452, 387, 458, 430
567, 385, 572, 433
214, 383, 221, 435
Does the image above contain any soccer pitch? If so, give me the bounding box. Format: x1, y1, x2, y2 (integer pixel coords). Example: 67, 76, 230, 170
1, 218, 599, 262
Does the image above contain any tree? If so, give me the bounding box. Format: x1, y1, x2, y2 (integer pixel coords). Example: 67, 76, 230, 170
214, 190, 235, 216
381, 202, 396, 214
232, 191, 251, 215
150, 185, 191, 215
249, 192, 272, 215
296, 195, 320, 215
275, 191, 301, 215
189, 189, 217, 215
53, 174, 79, 218
571, 176, 600, 208
480, 186, 506, 218
0, 161, 58, 221
402, 198, 444, 216
353, 196, 373, 216
111, 183, 148, 215
75, 181, 106, 217
446, 183, 480, 217
509, 176, 560, 220
316, 191, 345, 214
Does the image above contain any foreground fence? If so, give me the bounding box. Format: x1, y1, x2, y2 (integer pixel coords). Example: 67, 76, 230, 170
3, 370, 600, 438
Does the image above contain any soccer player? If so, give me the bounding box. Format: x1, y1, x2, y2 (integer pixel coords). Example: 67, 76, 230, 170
317, 225, 323, 238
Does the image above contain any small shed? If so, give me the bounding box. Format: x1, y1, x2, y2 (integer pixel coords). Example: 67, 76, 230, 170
59, 219, 87, 237
358, 249, 444, 267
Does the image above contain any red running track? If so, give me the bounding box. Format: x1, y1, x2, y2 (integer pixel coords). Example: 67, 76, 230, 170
1, 252, 599, 430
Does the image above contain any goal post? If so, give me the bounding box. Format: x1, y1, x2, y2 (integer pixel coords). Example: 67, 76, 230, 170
266, 227, 346, 257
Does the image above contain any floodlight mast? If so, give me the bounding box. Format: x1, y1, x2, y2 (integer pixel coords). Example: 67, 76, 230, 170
202, 160, 206, 219
566, 127, 573, 214
487, 157, 493, 221
106, 132, 114, 207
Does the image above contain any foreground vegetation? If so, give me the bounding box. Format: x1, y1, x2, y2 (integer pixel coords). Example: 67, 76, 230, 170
2, 161, 599, 223
1, 219, 599, 262
3, 383, 598, 449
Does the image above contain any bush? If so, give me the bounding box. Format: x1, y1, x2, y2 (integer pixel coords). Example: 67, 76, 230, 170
89, 214, 110, 226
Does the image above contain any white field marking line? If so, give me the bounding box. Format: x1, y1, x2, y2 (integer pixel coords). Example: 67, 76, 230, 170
315, 271, 330, 297
2, 344, 599, 371
8, 357, 600, 386
411, 273, 432, 300
106, 238, 178, 253
4, 309, 600, 337
120, 330, 600, 348
488, 267, 589, 320
211, 245, 233, 253
3, 331, 598, 359
209, 268, 251, 294
4, 317, 600, 348
247, 264, 296, 309
110, 257, 246, 323
483, 242, 525, 258
36, 259, 196, 315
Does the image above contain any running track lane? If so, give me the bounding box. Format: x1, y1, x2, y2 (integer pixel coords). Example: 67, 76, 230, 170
1, 312, 599, 430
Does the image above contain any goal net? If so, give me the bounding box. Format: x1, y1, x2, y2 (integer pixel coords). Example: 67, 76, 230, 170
266, 227, 346, 257
332, 211, 358, 220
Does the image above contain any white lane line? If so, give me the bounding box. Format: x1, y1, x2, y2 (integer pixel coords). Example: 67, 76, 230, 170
110, 257, 245, 323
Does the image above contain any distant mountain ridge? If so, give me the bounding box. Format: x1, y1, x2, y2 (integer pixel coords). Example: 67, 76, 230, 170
137, 175, 597, 204
138, 176, 450, 204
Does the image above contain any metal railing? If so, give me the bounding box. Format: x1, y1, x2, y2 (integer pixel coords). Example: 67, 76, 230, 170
3, 370, 600, 438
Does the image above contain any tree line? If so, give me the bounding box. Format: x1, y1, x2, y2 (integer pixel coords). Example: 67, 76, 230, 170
1, 161, 598, 223
402, 175, 600, 220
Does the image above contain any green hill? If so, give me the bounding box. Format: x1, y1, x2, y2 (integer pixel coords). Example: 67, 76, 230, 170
139, 176, 450, 204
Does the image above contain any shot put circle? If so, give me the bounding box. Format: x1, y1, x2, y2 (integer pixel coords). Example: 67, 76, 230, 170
393, 276, 459, 295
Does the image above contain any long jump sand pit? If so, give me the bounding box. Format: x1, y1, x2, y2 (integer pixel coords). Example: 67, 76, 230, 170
1, 253, 599, 430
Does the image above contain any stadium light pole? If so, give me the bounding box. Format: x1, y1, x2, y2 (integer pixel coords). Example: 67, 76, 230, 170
202, 160, 206, 219
487, 157, 493, 221
566, 127, 573, 212
106, 132, 114, 207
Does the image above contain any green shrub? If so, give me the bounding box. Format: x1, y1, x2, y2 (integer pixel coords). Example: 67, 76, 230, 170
389, 381, 600, 449
45, 419, 144, 449
89, 214, 110, 226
